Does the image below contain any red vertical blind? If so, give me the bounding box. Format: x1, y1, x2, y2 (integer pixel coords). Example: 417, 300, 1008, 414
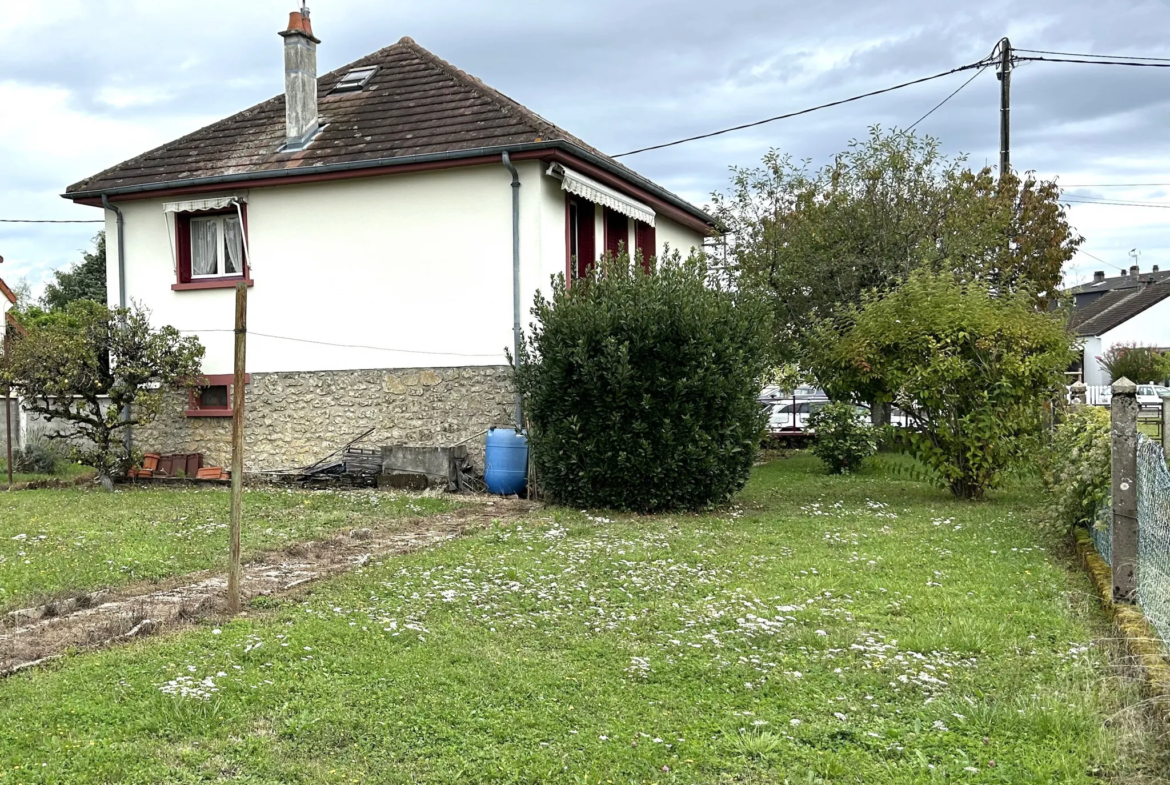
604, 207, 629, 259
566, 197, 596, 280
635, 222, 656, 272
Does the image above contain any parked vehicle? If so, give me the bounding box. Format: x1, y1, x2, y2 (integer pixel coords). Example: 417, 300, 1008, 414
1137, 384, 1170, 409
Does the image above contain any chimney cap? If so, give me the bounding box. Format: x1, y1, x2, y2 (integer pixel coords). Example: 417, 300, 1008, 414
280, 9, 320, 43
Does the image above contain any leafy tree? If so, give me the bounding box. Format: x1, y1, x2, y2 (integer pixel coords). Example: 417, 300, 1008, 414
42, 232, 107, 310
0, 301, 204, 489
1099, 342, 1169, 385
710, 127, 1082, 364
806, 271, 1074, 499
515, 249, 771, 512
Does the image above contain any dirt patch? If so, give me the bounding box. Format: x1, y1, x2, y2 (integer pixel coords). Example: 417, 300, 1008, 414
0, 497, 536, 677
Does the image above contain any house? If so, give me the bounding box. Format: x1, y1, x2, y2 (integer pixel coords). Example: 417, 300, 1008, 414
61, 7, 714, 472
1067, 267, 1170, 385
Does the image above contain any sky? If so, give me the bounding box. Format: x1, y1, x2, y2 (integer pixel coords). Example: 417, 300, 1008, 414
2, 0, 1169, 296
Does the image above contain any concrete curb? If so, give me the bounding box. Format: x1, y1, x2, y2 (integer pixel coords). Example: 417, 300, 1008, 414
1074, 528, 1170, 721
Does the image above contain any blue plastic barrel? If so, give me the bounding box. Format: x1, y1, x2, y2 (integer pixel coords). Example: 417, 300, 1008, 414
484, 428, 528, 495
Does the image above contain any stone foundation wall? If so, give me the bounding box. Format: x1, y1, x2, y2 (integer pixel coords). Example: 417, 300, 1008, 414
134, 366, 515, 473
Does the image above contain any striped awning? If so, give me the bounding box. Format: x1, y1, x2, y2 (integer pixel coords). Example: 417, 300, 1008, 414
546, 163, 655, 227
162, 194, 248, 213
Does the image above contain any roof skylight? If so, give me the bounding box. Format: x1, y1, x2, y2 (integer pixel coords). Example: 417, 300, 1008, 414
332, 66, 377, 94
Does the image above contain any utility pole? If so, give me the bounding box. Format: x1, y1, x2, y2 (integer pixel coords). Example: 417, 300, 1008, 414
4, 329, 12, 490
4, 387, 12, 490
227, 282, 248, 614
997, 37, 1012, 180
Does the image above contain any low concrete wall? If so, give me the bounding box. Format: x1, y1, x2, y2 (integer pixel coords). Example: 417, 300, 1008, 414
134, 366, 515, 472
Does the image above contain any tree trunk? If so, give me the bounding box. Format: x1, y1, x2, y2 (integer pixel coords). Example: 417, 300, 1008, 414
96, 469, 115, 492
870, 401, 891, 427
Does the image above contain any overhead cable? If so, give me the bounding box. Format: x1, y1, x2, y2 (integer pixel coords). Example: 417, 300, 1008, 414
178, 328, 505, 359
611, 57, 997, 158
907, 65, 990, 131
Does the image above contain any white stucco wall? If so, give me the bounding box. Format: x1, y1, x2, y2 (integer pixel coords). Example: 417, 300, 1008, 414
104, 161, 708, 376
1084, 296, 1170, 385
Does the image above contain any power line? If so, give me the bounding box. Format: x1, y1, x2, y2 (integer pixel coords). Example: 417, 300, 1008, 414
1015, 48, 1170, 63
1013, 55, 1170, 68
1078, 249, 1128, 273
907, 65, 990, 131
611, 58, 996, 158
179, 328, 505, 359
0, 219, 104, 224
1061, 183, 1170, 188
1063, 197, 1170, 209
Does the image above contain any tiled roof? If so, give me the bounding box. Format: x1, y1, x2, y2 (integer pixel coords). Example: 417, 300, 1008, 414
64, 37, 707, 223
1066, 269, 1170, 295
1070, 281, 1170, 336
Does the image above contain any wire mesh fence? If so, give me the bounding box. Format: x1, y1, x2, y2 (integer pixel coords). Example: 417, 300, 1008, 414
1088, 435, 1170, 641
1091, 498, 1111, 566
1137, 434, 1170, 642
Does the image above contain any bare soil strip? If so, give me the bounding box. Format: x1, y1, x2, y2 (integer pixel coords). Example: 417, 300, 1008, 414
1, 498, 536, 676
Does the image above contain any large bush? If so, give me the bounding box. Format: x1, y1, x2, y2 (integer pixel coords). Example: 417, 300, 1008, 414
1041, 406, 1111, 532
808, 401, 877, 473
1099, 342, 1169, 385
808, 271, 1074, 499
515, 251, 771, 512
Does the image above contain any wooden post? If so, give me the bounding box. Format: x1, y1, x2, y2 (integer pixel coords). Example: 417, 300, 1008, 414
227, 282, 248, 615
1162, 397, 1170, 459
4, 387, 13, 490
1110, 377, 1139, 604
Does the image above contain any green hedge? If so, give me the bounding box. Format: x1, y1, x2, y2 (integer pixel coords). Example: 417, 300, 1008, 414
515, 252, 771, 512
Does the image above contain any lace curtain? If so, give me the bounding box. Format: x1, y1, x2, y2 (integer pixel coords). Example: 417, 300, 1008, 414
223, 217, 242, 275
191, 219, 218, 276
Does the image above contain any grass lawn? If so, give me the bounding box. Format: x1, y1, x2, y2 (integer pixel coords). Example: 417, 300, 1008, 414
0, 486, 452, 612
0, 454, 1161, 783
0, 461, 95, 487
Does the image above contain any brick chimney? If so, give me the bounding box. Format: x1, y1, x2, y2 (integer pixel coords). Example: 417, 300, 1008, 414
279, 6, 321, 151
1093, 270, 1106, 283
1130, 264, 1140, 278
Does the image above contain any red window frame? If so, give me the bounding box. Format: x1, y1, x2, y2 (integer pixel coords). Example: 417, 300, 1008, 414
185, 374, 250, 418
634, 222, 656, 272
565, 195, 596, 281
172, 206, 254, 291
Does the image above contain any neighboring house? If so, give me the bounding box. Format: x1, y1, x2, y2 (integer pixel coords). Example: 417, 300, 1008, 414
61, 7, 714, 472
0, 275, 14, 335
1067, 267, 1170, 386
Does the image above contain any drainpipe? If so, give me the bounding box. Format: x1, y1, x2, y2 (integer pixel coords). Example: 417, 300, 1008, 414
101, 194, 132, 457
501, 152, 523, 429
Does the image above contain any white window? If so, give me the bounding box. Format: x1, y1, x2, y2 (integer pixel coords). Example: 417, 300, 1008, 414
190, 215, 244, 278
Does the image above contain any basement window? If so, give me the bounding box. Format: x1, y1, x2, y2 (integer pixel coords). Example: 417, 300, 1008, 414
186, 374, 250, 418
332, 66, 377, 93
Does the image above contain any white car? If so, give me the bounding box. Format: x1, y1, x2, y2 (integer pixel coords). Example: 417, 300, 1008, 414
766, 399, 873, 433
1137, 384, 1170, 409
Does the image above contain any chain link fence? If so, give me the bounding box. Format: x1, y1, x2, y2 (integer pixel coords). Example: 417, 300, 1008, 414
1092, 435, 1170, 642
1137, 435, 1170, 642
